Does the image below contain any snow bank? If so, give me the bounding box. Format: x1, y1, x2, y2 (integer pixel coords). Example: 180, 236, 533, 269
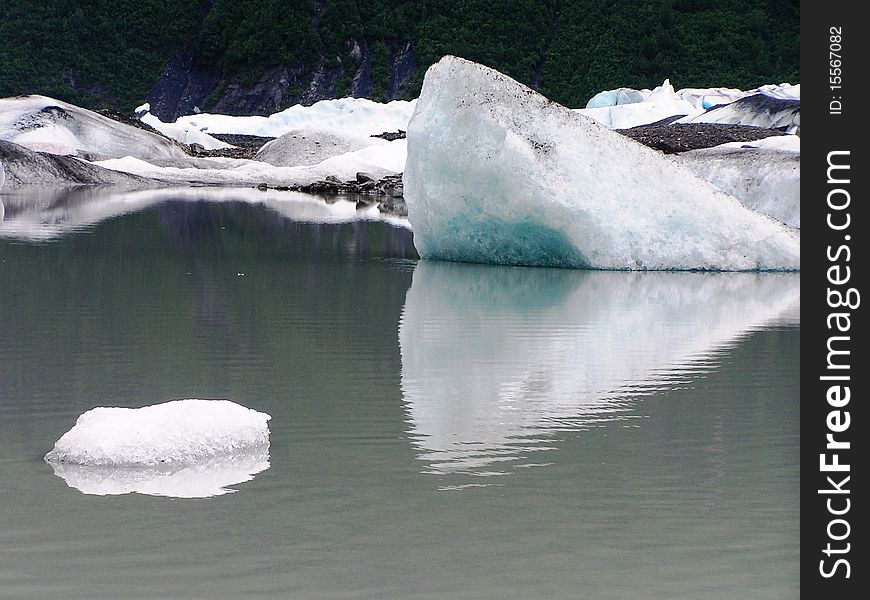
400, 262, 800, 475
96, 140, 406, 186
45, 399, 271, 467
404, 56, 800, 271
0, 95, 187, 160
140, 112, 233, 150
166, 97, 416, 138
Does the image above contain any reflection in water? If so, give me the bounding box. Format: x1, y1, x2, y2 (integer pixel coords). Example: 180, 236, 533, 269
399, 262, 799, 481
0, 186, 410, 241
47, 449, 270, 498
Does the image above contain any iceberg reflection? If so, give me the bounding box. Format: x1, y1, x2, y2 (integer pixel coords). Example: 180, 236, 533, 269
0, 186, 408, 241
399, 262, 799, 479
47, 449, 270, 498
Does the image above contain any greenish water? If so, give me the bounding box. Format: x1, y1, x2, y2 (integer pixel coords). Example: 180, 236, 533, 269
0, 190, 799, 599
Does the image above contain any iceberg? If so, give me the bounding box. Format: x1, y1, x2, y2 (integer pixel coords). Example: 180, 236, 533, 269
0, 95, 188, 160
400, 261, 799, 477
584, 87, 647, 109
681, 93, 800, 135
45, 399, 271, 467
577, 79, 696, 129
0, 139, 150, 188
676, 143, 800, 228
403, 56, 800, 271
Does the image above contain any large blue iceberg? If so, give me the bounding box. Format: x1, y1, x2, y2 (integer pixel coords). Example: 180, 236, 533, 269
403, 57, 799, 271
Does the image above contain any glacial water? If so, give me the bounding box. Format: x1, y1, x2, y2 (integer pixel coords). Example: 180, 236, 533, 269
0, 189, 799, 599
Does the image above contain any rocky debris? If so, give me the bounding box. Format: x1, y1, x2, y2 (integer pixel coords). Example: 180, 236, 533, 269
617, 123, 786, 154
371, 130, 406, 141
254, 171, 407, 217
162, 133, 274, 160
97, 109, 163, 134
211, 134, 275, 151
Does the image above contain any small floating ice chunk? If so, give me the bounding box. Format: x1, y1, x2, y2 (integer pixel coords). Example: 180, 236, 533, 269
44, 399, 271, 467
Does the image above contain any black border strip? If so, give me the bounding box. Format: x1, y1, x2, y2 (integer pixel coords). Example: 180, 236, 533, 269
802, 1, 867, 595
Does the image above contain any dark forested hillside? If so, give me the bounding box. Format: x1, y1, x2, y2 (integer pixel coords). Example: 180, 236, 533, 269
0, 0, 799, 119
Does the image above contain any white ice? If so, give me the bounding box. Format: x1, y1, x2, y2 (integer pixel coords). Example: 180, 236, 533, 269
584, 87, 647, 108
140, 112, 233, 150
577, 79, 696, 129
165, 97, 416, 138
0, 95, 188, 160
44, 399, 271, 467
400, 262, 799, 476
403, 56, 800, 271
581, 81, 800, 128
676, 142, 800, 228
95, 139, 407, 186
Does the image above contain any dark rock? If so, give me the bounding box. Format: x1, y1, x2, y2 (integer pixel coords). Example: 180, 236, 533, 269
386, 41, 417, 101
356, 172, 377, 184
325, 175, 342, 184
146, 47, 221, 122
370, 130, 406, 141
256, 183, 268, 191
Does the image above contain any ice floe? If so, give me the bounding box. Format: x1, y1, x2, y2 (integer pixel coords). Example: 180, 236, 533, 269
45, 399, 271, 467
403, 56, 799, 271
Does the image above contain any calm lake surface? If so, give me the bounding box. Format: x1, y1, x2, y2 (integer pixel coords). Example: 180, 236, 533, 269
0, 189, 799, 599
